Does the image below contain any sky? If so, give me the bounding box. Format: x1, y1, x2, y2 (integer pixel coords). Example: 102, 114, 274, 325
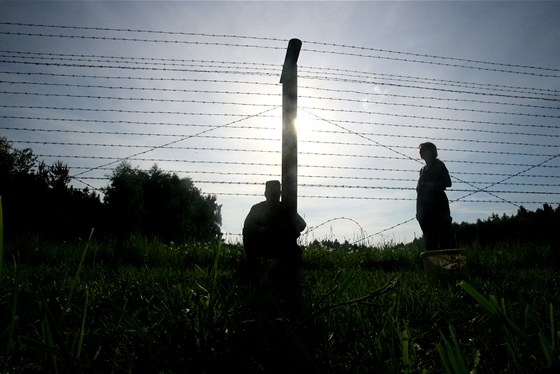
1, 1, 559, 245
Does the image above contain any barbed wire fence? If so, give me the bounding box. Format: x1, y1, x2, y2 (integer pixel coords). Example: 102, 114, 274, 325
1, 22, 558, 245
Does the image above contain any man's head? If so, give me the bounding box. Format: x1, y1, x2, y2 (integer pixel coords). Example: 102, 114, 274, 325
264, 180, 281, 204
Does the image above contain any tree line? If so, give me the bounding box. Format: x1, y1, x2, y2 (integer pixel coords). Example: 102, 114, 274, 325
453, 204, 560, 248
0, 137, 222, 243
2, 137, 558, 248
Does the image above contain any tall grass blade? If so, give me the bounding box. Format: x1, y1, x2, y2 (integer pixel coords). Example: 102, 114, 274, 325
550, 303, 557, 351
75, 287, 88, 360
460, 281, 540, 371
39, 304, 59, 374
397, 321, 413, 373
459, 281, 499, 318
539, 333, 555, 367
460, 281, 529, 340
538, 303, 559, 369
111, 302, 153, 347
436, 324, 470, 374
66, 228, 94, 311
0, 196, 4, 276
18, 335, 80, 370
1, 259, 18, 373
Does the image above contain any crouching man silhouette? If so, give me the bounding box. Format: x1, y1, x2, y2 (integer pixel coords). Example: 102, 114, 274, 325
243, 180, 306, 284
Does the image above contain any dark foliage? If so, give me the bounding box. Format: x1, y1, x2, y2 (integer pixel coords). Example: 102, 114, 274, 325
453, 204, 560, 266
453, 204, 560, 246
103, 162, 222, 243
1, 138, 222, 243
0, 137, 104, 241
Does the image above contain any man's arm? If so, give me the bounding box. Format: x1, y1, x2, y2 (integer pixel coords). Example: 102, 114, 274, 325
437, 161, 452, 189
294, 212, 306, 233
243, 206, 260, 234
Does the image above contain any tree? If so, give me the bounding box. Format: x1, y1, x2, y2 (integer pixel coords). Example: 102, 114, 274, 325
1, 137, 44, 238
453, 204, 560, 249
46, 160, 71, 192
103, 162, 147, 238
0, 137, 37, 179
1, 137, 104, 241
104, 162, 222, 242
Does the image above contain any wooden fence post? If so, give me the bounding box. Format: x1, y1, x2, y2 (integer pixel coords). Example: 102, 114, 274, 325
280, 38, 302, 215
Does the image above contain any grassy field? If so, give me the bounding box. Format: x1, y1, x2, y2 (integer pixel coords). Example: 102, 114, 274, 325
0, 235, 559, 373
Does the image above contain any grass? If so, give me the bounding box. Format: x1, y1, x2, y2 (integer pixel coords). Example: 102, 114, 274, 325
0, 196, 3, 277
0, 236, 558, 373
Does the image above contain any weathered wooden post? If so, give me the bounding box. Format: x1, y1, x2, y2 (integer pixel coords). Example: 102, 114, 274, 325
280, 38, 302, 214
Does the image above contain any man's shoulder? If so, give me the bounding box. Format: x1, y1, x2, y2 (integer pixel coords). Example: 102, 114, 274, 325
249, 201, 268, 214
251, 201, 268, 209
434, 159, 449, 170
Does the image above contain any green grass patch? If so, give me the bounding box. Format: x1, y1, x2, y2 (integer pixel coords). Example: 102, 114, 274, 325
1, 237, 558, 373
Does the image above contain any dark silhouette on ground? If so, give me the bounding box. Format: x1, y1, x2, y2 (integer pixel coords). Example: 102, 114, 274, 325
241, 180, 314, 373
416, 142, 455, 250
243, 180, 306, 284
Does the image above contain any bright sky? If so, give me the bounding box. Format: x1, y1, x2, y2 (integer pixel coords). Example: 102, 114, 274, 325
1, 1, 559, 245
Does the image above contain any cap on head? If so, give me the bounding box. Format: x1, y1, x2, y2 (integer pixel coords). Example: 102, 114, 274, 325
418, 142, 438, 158
265, 180, 281, 196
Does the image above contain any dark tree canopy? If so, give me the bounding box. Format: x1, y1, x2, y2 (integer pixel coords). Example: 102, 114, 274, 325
0, 137, 103, 240
453, 204, 560, 248
104, 162, 222, 242
1, 138, 222, 243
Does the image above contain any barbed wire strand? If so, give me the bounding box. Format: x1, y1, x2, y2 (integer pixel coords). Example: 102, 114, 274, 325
301, 108, 552, 208
2, 22, 558, 241
1, 22, 558, 76
70, 106, 280, 180
3, 52, 559, 99
4, 124, 559, 150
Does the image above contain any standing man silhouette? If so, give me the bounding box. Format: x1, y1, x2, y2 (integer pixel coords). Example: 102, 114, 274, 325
416, 142, 454, 250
